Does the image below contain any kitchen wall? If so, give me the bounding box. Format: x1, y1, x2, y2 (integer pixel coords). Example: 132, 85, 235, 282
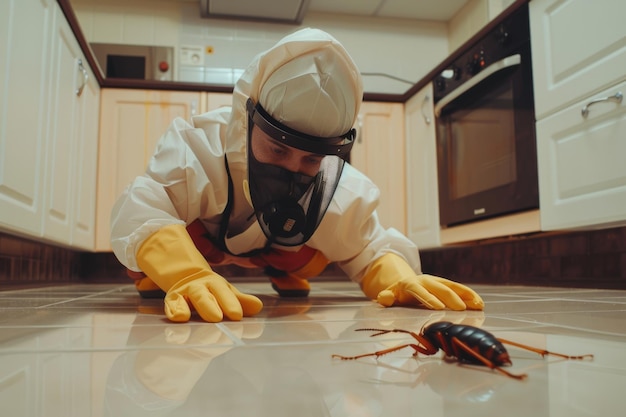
71, 0, 520, 93
71, 0, 449, 94
447, 0, 517, 52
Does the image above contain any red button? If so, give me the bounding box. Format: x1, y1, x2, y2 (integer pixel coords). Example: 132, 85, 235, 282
158, 61, 169, 72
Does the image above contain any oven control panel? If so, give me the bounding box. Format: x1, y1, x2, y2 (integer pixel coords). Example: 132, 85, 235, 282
433, 5, 530, 102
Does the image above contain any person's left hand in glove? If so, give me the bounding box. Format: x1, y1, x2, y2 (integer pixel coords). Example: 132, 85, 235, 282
360, 253, 484, 311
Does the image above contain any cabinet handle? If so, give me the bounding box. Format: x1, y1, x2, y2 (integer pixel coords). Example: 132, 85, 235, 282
76, 59, 89, 97
581, 91, 622, 118
421, 94, 431, 124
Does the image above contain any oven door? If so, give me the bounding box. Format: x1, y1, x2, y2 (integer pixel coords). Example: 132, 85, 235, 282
434, 47, 538, 227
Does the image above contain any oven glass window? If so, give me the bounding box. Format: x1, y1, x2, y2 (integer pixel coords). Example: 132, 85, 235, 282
447, 79, 516, 199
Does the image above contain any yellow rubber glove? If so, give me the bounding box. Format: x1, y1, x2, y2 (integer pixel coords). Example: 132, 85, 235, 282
136, 224, 263, 322
361, 253, 484, 311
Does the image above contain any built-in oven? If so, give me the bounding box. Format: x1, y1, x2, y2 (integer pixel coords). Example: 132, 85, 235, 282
434, 4, 538, 227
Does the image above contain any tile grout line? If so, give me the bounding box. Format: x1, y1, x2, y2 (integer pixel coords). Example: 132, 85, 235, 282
32, 286, 131, 308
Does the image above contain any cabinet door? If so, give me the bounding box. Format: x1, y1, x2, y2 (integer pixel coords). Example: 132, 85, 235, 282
95, 89, 202, 251
71, 62, 100, 250
351, 102, 406, 234
537, 80, 626, 230
0, 0, 53, 237
530, 0, 626, 119
43, 6, 85, 245
404, 83, 441, 248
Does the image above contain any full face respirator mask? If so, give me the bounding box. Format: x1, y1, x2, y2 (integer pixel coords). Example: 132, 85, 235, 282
246, 98, 355, 246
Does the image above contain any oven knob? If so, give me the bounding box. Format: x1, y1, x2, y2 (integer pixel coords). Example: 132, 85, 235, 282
495, 25, 510, 45
435, 77, 447, 92
468, 50, 486, 75
453, 66, 462, 80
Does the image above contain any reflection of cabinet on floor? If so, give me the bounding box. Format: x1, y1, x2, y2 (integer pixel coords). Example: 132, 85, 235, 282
350, 102, 406, 235
0, 315, 93, 416
95, 90, 232, 251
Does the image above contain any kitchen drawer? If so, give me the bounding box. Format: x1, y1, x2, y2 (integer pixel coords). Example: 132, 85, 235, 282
537, 80, 626, 230
530, 0, 626, 119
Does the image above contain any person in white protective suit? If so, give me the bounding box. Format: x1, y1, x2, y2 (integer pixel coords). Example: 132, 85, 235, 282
110, 28, 484, 323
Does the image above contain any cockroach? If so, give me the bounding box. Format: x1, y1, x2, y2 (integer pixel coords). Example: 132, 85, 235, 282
332, 321, 594, 380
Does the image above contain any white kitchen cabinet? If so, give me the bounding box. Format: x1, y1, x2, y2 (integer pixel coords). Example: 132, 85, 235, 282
43, 4, 100, 250
530, 0, 626, 230
95, 89, 204, 251
0, 0, 54, 237
536, 80, 625, 230
350, 102, 406, 234
404, 83, 441, 248
0, 0, 100, 250
530, 0, 626, 119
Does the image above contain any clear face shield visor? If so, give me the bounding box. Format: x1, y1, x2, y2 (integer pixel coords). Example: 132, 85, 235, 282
246, 98, 356, 246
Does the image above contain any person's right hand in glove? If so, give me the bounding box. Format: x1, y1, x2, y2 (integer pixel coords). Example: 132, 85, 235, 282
136, 224, 263, 322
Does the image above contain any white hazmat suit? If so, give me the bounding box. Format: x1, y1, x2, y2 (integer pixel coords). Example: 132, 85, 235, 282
110, 28, 484, 323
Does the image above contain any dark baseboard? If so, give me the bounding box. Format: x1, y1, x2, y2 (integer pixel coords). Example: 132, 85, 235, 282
1, 226, 625, 289
420, 227, 626, 288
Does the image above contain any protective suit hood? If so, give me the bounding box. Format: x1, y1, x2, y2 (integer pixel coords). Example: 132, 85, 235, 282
224, 28, 363, 176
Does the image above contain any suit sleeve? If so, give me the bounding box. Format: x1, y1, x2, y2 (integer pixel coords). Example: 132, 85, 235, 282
111, 116, 229, 271
307, 164, 422, 283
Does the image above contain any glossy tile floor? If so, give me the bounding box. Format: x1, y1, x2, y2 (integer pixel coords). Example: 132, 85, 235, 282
1, 280, 625, 416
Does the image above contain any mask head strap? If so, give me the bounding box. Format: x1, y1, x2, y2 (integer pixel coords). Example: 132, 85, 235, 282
246, 98, 355, 159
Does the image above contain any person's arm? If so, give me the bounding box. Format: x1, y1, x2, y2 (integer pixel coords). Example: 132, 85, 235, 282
309, 165, 484, 311
111, 116, 262, 322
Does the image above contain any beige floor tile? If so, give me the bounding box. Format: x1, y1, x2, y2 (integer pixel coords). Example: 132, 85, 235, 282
1, 281, 625, 416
